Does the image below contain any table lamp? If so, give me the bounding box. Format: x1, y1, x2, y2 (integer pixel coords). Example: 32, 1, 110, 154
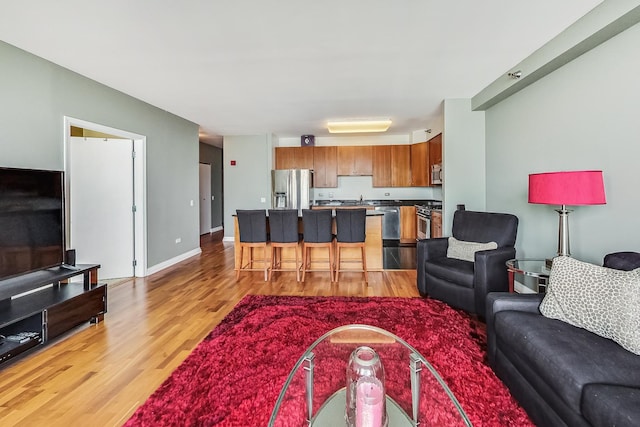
528, 170, 606, 257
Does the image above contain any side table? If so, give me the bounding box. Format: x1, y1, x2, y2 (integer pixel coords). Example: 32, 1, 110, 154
506, 259, 551, 293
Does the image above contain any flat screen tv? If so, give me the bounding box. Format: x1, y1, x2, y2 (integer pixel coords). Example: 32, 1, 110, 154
0, 167, 65, 281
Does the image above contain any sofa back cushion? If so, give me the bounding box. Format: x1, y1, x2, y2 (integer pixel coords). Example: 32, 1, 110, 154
540, 256, 640, 355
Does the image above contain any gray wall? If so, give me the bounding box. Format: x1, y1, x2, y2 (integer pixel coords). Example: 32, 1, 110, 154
442, 99, 486, 233
0, 41, 200, 269
483, 22, 640, 264
199, 143, 224, 229
222, 134, 273, 238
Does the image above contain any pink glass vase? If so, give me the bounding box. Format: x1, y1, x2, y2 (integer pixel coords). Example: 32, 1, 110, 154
345, 346, 388, 427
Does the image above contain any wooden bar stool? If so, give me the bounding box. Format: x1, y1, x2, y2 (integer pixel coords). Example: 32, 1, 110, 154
268, 209, 301, 281
301, 209, 335, 282
335, 208, 368, 283
236, 209, 268, 281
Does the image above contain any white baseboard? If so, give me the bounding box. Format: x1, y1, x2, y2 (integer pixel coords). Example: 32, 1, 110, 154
222, 236, 235, 242
211, 226, 223, 233
145, 247, 202, 276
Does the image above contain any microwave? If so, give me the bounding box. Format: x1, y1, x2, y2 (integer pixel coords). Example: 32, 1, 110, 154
431, 163, 442, 185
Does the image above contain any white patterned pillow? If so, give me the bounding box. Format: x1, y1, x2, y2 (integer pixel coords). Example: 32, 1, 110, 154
540, 256, 640, 355
446, 237, 497, 262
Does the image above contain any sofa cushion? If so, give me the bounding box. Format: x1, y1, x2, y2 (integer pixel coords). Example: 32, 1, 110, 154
494, 311, 640, 414
539, 256, 640, 355
424, 257, 474, 288
446, 236, 497, 262
582, 384, 640, 427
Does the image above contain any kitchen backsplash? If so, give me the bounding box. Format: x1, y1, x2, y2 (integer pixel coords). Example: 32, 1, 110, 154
312, 176, 442, 201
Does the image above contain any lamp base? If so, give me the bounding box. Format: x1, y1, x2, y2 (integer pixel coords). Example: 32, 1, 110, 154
556, 206, 572, 257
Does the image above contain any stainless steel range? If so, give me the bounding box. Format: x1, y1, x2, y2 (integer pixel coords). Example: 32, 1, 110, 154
415, 201, 442, 240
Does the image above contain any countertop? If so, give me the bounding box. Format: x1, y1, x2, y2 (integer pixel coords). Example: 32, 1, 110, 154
313, 199, 440, 207
232, 210, 384, 217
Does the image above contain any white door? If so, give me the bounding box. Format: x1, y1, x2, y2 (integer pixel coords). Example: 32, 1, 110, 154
199, 163, 212, 235
70, 137, 134, 279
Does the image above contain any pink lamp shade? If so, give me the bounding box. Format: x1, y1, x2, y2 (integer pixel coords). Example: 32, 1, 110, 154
528, 170, 606, 206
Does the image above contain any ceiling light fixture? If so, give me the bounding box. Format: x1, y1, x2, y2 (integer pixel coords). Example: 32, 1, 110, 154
327, 119, 392, 134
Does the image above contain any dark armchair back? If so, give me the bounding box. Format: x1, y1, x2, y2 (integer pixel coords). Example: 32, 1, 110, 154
452, 210, 519, 248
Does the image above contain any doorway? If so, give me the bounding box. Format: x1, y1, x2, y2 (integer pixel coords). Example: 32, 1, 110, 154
199, 163, 212, 235
64, 117, 146, 278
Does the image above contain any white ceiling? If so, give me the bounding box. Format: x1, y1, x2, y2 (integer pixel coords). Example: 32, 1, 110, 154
0, 1, 602, 146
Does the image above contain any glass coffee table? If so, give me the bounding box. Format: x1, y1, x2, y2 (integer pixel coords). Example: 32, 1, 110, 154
268, 324, 472, 427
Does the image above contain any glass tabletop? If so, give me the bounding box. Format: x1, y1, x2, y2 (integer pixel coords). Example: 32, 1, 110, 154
506, 259, 551, 278
268, 324, 472, 427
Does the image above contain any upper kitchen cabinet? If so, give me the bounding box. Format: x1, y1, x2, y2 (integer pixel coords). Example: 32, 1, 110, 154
372, 145, 392, 187
372, 145, 411, 187
337, 146, 373, 176
391, 145, 412, 187
410, 133, 442, 186
410, 141, 429, 187
275, 146, 314, 169
429, 133, 442, 166
313, 146, 338, 187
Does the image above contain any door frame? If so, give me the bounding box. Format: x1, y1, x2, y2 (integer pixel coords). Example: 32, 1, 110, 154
63, 116, 147, 277
199, 163, 212, 235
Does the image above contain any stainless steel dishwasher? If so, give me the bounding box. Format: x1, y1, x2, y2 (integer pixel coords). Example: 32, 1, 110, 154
374, 206, 400, 240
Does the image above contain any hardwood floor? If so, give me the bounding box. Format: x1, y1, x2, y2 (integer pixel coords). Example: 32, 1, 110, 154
0, 232, 419, 426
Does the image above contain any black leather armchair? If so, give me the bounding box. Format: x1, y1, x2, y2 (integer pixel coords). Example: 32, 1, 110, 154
416, 210, 518, 317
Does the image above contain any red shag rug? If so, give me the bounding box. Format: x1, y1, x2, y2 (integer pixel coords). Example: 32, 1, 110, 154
124, 295, 532, 427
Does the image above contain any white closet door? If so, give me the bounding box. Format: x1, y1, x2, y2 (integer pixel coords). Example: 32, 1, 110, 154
70, 137, 133, 279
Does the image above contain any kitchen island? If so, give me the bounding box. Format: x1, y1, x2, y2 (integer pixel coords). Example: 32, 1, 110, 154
233, 210, 383, 273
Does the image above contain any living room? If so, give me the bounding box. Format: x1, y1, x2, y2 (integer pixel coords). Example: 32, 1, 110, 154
1, 2, 639, 426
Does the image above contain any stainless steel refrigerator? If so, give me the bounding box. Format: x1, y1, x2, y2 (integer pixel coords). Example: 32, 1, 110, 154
271, 169, 312, 214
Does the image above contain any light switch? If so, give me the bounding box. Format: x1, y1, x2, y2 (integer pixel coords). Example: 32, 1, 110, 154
260, 197, 266, 203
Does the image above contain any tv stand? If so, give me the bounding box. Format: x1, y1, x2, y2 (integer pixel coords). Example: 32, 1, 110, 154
0, 264, 107, 367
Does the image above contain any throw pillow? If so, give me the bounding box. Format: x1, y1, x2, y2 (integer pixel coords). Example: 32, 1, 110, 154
539, 256, 640, 355
446, 237, 497, 262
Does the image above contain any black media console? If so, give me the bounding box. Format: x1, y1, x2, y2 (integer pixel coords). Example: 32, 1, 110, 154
0, 264, 107, 366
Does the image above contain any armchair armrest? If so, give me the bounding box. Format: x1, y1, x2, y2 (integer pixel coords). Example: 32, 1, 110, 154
416, 237, 448, 295
473, 247, 516, 316
417, 237, 448, 260
485, 292, 544, 366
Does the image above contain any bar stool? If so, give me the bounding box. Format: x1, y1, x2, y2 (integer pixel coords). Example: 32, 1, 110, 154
335, 208, 368, 283
268, 209, 301, 281
236, 209, 268, 281
301, 209, 335, 282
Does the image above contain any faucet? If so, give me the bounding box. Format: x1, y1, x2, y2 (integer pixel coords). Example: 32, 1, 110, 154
360, 194, 364, 203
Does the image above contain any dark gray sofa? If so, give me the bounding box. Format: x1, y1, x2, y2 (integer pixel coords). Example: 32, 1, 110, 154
486, 252, 640, 426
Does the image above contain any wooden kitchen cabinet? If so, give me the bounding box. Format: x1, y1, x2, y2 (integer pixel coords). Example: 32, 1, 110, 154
431, 210, 442, 238
372, 145, 411, 187
372, 145, 392, 187
337, 146, 372, 176
410, 141, 429, 187
400, 205, 417, 243
429, 133, 442, 165
313, 146, 338, 187
275, 146, 314, 169
391, 145, 411, 187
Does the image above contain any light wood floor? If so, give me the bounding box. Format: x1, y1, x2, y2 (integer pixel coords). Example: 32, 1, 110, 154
0, 232, 419, 426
